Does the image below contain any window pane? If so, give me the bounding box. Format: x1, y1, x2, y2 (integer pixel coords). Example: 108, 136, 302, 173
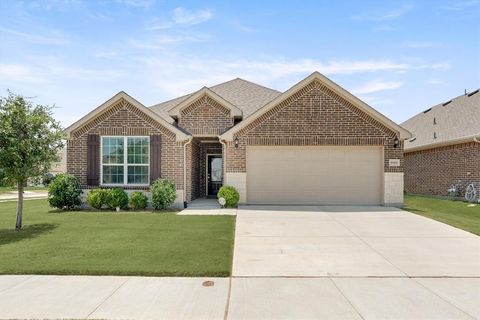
102, 165, 124, 184
102, 137, 124, 164
127, 166, 148, 184
127, 137, 149, 164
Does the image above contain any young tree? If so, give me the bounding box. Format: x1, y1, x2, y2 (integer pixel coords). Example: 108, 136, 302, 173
0, 92, 64, 230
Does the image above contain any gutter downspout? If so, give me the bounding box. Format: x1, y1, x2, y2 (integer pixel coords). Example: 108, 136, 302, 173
219, 138, 227, 186
183, 136, 193, 208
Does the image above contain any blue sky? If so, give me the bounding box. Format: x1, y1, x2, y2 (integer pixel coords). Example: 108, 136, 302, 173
1, 0, 479, 127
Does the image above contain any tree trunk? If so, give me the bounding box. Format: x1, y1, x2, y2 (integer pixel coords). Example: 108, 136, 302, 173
15, 182, 24, 231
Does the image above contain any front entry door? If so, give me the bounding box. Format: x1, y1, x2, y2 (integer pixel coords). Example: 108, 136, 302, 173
207, 155, 222, 197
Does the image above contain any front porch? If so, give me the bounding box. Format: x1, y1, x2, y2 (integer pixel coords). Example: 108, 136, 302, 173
187, 137, 224, 203
179, 197, 236, 215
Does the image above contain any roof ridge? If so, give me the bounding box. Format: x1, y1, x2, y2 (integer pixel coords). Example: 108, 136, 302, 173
209, 77, 282, 93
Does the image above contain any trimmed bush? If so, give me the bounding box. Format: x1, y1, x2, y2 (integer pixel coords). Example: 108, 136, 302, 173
105, 188, 129, 210
86, 188, 109, 209
217, 185, 240, 208
129, 191, 148, 210
151, 179, 176, 210
48, 173, 82, 210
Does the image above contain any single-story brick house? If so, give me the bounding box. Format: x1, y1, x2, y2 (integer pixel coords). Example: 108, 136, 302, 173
64, 72, 411, 207
402, 89, 480, 197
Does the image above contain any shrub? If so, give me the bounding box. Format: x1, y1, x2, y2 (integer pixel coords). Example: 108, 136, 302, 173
86, 188, 109, 209
48, 173, 82, 210
217, 185, 240, 208
129, 191, 148, 210
42, 173, 55, 186
151, 179, 176, 210
105, 188, 129, 210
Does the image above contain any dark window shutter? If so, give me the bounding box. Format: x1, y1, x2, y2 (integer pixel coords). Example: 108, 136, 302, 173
87, 134, 100, 185
150, 135, 161, 183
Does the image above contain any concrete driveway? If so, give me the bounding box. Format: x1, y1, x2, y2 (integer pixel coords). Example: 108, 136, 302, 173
229, 205, 480, 319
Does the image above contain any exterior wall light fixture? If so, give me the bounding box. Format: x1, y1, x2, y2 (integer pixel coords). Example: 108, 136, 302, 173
234, 137, 239, 148
393, 137, 399, 148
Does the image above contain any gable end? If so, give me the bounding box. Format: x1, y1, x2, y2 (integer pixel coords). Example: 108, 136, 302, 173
71, 98, 177, 141
235, 79, 397, 139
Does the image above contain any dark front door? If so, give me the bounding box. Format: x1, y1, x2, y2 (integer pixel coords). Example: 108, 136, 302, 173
207, 155, 222, 197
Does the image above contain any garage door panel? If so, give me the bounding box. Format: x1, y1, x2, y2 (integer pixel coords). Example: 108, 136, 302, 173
247, 146, 382, 205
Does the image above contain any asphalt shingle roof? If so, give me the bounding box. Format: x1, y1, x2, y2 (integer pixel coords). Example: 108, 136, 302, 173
149, 78, 281, 121
401, 89, 480, 150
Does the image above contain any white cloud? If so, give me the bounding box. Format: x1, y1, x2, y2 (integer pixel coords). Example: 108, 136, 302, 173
0, 26, 70, 45
352, 79, 403, 94
440, 0, 479, 11
28, 0, 82, 11
0, 64, 35, 80
172, 7, 212, 25
358, 96, 395, 106
353, 5, 414, 21
0, 59, 126, 85
135, 57, 413, 96
128, 33, 210, 49
115, 0, 155, 8
235, 23, 257, 33
427, 79, 446, 85
415, 63, 451, 70
147, 7, 212, 30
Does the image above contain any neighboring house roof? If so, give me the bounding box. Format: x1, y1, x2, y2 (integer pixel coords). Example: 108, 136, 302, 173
402, 89, 480, 152
220, 71, 412, 141
149, 78, 282, 119
64, 91, 190, 141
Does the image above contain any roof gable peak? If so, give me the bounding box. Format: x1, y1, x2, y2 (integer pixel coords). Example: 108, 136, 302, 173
64, 91, 190, 141
168, 86, 243, 118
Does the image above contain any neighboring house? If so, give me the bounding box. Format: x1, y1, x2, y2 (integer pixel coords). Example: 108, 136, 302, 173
64, 72, 410, 207
50, 147, 67, 174
402, 89, 480, 197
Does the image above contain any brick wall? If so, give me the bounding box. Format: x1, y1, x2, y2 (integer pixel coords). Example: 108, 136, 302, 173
226, 80, 403, 173
404, 142, 480, 196
179, 95, 234, 135
67, 98, 184, 190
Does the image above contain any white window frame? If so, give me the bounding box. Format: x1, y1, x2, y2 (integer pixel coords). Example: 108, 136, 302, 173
100, 136, 150, 187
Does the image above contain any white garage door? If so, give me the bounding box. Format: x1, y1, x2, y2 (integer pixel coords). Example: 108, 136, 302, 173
246, 146, 383, 205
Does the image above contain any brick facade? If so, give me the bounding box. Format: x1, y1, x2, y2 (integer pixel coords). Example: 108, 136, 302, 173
225, 80, 403, 173
404, 142, 480, 196
178, 95, 234, 136
67, 76, 406, 206
67, 98, 184, 190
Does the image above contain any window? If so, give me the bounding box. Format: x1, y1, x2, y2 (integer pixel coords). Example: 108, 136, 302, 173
101, 136, 149, 185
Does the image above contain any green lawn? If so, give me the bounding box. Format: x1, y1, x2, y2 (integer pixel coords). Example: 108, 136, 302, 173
404, 194, 480, 235
0, 186, 48, 195
0, 199, 235, 276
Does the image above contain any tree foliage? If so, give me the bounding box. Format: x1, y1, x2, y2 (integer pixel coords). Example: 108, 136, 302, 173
0, 92, 64, 229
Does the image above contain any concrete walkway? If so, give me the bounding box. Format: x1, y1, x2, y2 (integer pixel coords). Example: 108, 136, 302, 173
179, 198, 236, 215
0, 275, 228, 320
0, 191, 48, 202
